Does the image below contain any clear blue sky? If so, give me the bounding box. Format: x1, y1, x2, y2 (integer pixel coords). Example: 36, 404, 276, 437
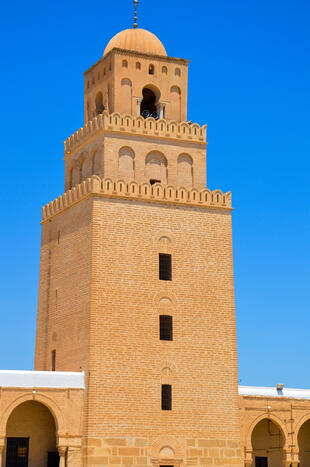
0, 0, 309, 387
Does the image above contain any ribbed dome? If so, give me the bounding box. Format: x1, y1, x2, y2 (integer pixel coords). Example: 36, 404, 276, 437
103, 28, 167, 57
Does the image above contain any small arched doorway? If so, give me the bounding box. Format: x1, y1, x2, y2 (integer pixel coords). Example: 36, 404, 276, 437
5, 401, 58, 467
251, 418, 285, 467
298, 418, 310, 466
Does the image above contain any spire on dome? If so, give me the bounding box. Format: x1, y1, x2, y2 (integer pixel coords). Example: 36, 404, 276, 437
133, 0, 139, 28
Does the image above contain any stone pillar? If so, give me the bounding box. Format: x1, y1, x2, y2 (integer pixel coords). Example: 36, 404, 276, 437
136, 98, 142, 116
58, 446, 67, 467
158, 103, 164, 119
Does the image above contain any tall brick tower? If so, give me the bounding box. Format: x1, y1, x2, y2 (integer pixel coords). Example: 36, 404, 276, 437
35, 24, 242, 467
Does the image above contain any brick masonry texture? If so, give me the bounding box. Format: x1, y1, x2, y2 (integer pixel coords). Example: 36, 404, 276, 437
35, 190, 242, 466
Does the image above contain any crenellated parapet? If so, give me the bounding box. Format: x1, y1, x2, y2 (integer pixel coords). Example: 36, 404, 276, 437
64, 112, 207, 156
42, 176, 231, 222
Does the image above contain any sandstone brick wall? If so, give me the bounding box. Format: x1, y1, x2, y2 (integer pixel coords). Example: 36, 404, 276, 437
35, 190, 241, 466
34, 198, 93, 372
87, 196, 238, 439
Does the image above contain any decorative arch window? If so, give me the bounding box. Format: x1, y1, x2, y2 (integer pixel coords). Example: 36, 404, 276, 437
87, 81, 90, 89
162, 66, 168, 74
121, 78, 132, 114
177, 153, 193, 186
136, 62, 141, 70
145, 151, 168, 185
95, 91, 105, 115
118, 146, 135, 180
80, 154, 91, 181
171, 85, 181, 95
92, 150, 100, 176
170, 86, 182, 121
71, 163, 80, 187
149, 64, 155, 75
175, 68, 181, 77
104, 68, 106, 75
92, 76, 95, 84
122, 59, 128, 68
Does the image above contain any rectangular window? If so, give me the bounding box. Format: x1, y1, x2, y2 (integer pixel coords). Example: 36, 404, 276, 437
255, 457, 268, 467
159, 254, 172, 281
51, 350, 56, 371
160, 315, 173, 341
162, 384, 172, 410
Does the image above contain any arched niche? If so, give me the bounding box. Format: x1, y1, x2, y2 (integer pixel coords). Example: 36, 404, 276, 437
5, 401, 58, 467
251, 418, 285, 467
95, 91, 104, 115
118, 146, 135, 180
170, 85, 181, 121
121, 78, 132, 114
92, 150, 100, 177
80, 153, 91, 181
145, 151, 167, 185
177, 153, 193, 186
71, 163, 80, 188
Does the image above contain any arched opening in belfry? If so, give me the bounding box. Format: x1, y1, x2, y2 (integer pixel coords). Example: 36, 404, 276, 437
140, 87, 159, 119
5, 400, 58, 467
251, 418, 285, 467
95, 91, 105, 115
298, 418, 310, 466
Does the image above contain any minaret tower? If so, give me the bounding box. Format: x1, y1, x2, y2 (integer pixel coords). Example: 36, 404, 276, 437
35, 16, 242, 467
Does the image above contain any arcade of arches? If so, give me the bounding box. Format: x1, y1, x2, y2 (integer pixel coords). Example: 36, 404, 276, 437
0, 383, 83, 467
240, 394, 310, 467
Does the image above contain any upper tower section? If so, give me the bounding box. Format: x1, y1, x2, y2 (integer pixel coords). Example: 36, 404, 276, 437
84, 28, 188, 123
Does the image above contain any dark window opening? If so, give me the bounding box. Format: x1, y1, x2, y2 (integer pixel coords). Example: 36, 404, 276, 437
149, 64, 155, 75
162, 384, 172, 410
255, 457, 268, 467
150, 179, 161, 185
6, 438, 29, 467
141, 88, 158, 119
48, 452, 60, 467
95, 92, 105, 115
159, 254, 172, 281
160, 315, 173, 341
51, 350, 56, 371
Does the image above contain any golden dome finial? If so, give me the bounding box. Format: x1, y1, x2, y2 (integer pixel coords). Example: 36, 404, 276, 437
133, 0, 139, 28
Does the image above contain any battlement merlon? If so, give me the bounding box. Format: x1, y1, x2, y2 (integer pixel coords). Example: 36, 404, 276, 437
42, 176, 231, 223
64, 112, 207, 158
